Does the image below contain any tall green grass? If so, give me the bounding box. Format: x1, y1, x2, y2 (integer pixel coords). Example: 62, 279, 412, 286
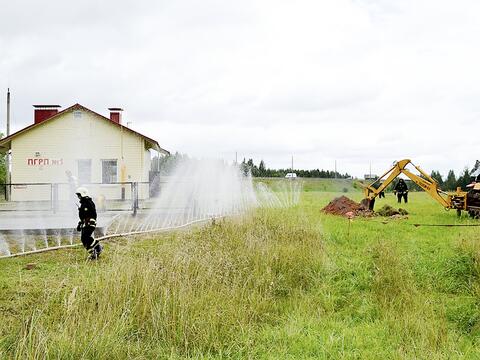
1, 209, 324, 359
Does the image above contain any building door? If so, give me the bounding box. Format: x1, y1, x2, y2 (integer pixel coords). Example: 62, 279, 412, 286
77, 159, 92, 185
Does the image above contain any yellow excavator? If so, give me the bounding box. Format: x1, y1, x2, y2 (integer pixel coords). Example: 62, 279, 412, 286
362, 159, 480, 218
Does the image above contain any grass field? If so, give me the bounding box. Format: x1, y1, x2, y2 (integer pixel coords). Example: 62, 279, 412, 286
1, 180, 480, 359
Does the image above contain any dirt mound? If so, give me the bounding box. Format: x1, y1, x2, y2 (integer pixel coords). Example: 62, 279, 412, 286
322, 196, 372, 217
377, 205, 409, 217
377, 205, 399, 216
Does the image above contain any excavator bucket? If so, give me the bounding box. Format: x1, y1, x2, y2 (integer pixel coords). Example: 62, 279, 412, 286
360, 198, 375, 210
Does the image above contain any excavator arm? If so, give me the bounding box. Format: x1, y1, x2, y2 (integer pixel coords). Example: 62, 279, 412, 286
362, 159, 455, 210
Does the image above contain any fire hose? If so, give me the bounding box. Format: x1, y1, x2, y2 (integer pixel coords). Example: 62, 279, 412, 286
0, 216, 222, 260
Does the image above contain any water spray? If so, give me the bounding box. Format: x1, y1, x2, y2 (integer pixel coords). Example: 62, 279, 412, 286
0, 160, 303, 259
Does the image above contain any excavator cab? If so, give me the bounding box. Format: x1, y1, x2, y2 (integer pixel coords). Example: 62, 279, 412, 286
466, 169, 480, 217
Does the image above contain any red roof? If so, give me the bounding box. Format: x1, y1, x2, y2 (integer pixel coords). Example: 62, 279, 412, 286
0, 103, 170, 155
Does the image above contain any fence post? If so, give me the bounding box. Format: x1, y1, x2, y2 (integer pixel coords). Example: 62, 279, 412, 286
132, 182, 138, 216
6, 182, 11, 202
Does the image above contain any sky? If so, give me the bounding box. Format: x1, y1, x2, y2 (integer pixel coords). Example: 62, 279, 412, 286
1, 0, 479, 178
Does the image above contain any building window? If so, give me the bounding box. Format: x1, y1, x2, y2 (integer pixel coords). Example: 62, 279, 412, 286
77, 159, 91, 184
102, 159, 118, 184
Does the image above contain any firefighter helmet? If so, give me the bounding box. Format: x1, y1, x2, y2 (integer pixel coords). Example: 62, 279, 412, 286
75, 187, 89, 198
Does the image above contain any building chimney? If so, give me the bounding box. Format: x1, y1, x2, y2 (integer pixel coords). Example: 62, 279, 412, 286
33, 105, 61, 124
108, 108, 123, 124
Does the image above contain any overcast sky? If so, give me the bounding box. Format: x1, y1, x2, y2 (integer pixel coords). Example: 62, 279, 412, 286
1, 0, 479, 177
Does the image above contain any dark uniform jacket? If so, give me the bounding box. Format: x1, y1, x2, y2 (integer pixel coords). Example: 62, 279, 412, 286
78, 196, 97, 224
394, 181, 408, 193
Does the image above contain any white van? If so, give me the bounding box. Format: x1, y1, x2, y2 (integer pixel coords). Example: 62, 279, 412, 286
285, 173, 297, 179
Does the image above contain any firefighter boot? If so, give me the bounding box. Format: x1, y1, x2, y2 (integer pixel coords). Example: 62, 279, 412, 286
95, 243, 103, 258
88, 249, 98, 260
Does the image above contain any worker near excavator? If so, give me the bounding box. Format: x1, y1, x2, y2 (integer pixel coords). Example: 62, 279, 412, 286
394, 178, 408, 203
75, 187, 103, 260
372, 181, 385, 198
377, 181, 385, 198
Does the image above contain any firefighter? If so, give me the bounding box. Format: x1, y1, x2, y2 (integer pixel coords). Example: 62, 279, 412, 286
75, 187, 102, 260
378, 189, 385, 198
373, 181, 385, 198
394, 178, 408, 204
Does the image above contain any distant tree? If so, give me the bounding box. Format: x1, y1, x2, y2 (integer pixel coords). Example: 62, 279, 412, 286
152, 152, 189, 175
240, 158, 249, 176
456, 168, 471, 190
245, 158, 254, 176
258, 160, 266, 177
444, 170, 457, 190
430, 170, 443, 187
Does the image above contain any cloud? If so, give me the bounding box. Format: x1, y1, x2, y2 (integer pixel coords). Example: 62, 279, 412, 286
1, 0, 480, 177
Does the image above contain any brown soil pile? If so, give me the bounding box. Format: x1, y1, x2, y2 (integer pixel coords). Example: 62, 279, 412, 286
322, 196, 372, 217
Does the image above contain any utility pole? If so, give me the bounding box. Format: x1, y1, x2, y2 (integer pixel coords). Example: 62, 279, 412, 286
291, 155, 294, 172
6, 88, 10, 137
6, 88, 11, 201
334, 160, 337, 179
235, 151, 238, 165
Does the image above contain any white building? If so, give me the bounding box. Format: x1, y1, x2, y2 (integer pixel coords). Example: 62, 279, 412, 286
0, 103, 169, 202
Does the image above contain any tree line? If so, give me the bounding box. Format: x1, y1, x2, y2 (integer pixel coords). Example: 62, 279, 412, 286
152, 154, 351, 179
429, 160, 480, 191
239, 158, 351, 178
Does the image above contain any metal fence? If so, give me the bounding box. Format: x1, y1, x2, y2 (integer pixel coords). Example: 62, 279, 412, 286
0, 181, 156, 215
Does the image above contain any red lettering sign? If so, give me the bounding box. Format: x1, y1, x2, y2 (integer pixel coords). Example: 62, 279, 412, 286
27, 158, 63, 166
